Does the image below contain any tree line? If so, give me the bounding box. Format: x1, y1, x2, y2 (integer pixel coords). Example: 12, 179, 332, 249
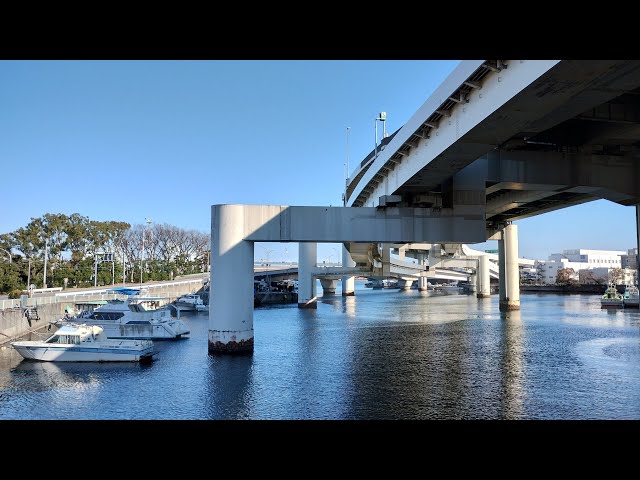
0, 213, 210, 294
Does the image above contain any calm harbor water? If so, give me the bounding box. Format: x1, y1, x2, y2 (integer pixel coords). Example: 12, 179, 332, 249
1, 281, 639, 420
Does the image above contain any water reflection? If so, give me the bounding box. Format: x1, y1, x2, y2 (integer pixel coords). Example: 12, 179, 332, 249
2, 293, 640, 419
499, 309, 525, 419
202, 355, 254, 419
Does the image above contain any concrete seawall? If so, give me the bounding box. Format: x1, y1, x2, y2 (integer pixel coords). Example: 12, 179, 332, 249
0, 302, 67, 345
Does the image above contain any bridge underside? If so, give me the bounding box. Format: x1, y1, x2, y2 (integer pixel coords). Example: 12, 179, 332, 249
347, 60, 640, 237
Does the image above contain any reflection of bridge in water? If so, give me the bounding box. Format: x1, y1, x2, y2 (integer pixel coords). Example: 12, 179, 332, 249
210, 60, 640, 353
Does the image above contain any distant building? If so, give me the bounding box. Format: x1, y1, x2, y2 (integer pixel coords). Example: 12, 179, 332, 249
540, 248, 626, 284
621, 248, 638, 270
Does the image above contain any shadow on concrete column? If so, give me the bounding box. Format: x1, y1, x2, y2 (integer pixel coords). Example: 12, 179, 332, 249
341, 244, 356, 296
298, 242, 317, 309
209, 205, 254, 354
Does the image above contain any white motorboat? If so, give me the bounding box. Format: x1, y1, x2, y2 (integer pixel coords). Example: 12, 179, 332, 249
59, 296, 190, 340
601, 282, 624, 308
174, 293, 207, 312
623, 284, 639, 308
11, 324, 155, 363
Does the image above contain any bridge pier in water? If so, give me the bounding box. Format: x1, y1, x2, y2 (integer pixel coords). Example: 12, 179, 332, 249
397, 279, 413, 290
477, 254, 491, 298
418, 253, 429, 292
498, 223, 520, 311
210, 204, 486, 354
341, 244, 356, 296
209, 205, 254, 354
320, 278, 338, 295
298, 242, 318, 308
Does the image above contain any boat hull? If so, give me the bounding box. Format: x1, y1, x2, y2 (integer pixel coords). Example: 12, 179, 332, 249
600, 300, 624, 308
12, 343, 154, 362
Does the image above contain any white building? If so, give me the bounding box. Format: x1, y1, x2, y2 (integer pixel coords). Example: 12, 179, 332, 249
540, 249, 626, 284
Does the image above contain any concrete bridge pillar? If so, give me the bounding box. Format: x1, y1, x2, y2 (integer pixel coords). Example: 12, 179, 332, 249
341, 244, 356, 296
320, 278, 338, 295
397, 279, 413, 290
417, 253, 429, 292
209, 204, 254, 354
499, 223, 520, 311
477, 254, 491, 298
298, 242, 318, 309
468, 272, 477, 293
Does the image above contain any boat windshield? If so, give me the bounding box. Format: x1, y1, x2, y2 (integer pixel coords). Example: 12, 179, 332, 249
45, 334, 81, 345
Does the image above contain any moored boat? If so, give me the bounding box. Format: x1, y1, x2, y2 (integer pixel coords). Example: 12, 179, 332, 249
601, 282, 624, 308
11, 324, 155, 362
174, 293, 207, 311
58, 295, 190, 340
623, 284, 639, 308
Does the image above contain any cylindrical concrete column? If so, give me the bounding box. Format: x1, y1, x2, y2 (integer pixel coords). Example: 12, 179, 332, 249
417, 253, 429, 292
501, 223, 520, 311
397, 279, 413, 290
298, 242, 317, 308
498, 234, 506, 304
341, 244, 356, 296
209, 205, 254, 354
320, 278, 338, 295
468, 273, 477, 293
477, 254, 491, 298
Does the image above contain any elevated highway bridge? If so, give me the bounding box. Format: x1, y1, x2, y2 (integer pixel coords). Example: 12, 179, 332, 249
209, 60, 640, 353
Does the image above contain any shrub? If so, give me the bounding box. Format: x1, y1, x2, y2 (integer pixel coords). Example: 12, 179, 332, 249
8, 289, 26, 299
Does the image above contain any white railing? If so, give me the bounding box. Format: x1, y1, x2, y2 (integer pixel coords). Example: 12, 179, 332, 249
1, 278, 207, 311
0, 299, 20, 310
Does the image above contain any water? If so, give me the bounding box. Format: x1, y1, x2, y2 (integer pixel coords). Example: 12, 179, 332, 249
1, 282, 640, 419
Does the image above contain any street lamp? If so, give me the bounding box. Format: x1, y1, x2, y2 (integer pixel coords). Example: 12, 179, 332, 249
140, 218, 152, 285
258, 245, 273, 266
374, 112, 387, 160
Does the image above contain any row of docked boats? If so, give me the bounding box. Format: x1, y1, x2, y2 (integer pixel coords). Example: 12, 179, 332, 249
600, 282, 639, 308
10, 288, 207, 363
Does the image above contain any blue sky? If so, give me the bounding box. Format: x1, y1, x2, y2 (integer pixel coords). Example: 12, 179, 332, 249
1, 60, 637, 262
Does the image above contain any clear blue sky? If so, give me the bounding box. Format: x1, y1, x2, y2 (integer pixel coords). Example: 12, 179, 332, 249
1, 60, 637, 262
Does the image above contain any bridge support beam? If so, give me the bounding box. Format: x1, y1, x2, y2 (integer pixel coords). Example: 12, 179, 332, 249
320, 278, 338, 295
477, 254, 491, 298
397, 279, 413, 290
209, 205, 254, 354
298, 242, 318, 308
499, 223, 520, 311
341, 244, 356, 296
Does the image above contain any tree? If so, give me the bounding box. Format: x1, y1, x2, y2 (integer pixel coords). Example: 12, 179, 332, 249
556, 267, 577, 285
609, 267, 625, 285
579, 269, 602, 285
